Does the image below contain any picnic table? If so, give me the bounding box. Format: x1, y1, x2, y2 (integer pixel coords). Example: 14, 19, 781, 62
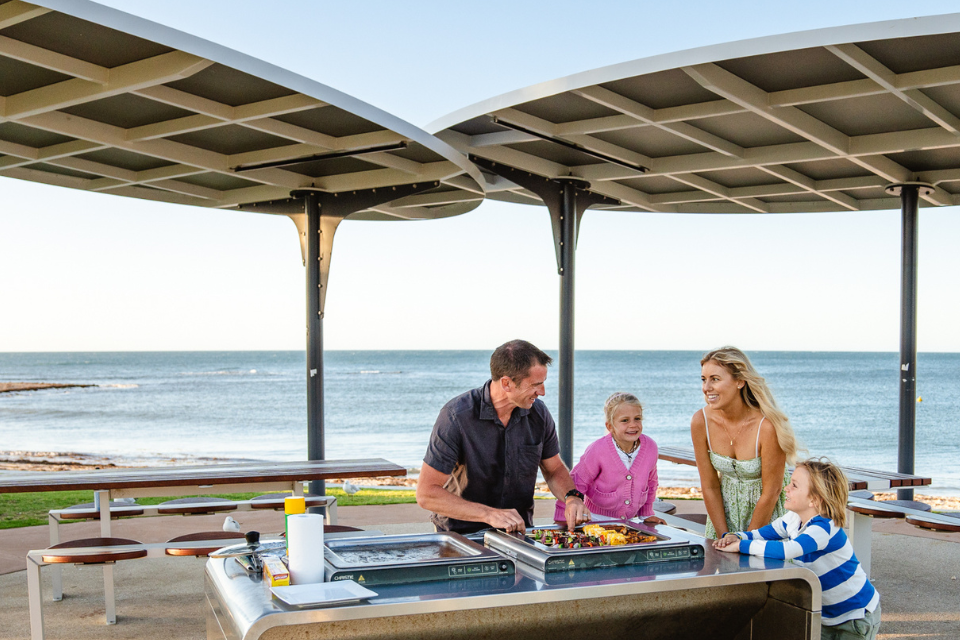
2, 458, 406, 640
656, 446, 932, 491
657, 446, 938, 577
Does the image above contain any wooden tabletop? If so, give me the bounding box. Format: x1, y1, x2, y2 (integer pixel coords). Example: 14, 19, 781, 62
656, 446, 931, 492
0, 459, 406, 494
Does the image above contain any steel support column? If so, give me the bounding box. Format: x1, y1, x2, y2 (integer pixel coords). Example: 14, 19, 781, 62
557, 182, 577, 467
304, 192, 324, 498
885, 182, 932, 500
469, 156, 619, 466
242, 182, 439, 504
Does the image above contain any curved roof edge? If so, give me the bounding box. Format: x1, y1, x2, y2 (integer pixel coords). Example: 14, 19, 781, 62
428, 12, 960, 134
36, 0, 485, 192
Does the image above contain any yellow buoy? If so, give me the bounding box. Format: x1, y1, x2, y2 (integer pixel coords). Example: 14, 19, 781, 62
917, 396, 922, 402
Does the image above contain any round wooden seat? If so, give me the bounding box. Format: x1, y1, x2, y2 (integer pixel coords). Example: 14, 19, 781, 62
165, 531, 245, 556
157, 497, 238, 515
905, 514, 960, 533
249, 492, 328, 510
653, 500, 677, 515
849, 490, 875, 500
59, 501, 145, 520
42, 537, 147, 564
881, 499, 931, 512
847, 500, 929, 518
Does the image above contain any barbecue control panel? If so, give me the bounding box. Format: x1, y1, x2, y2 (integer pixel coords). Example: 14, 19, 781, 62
447, 561, 512, 577
542, 543, 703, 571
327, 559, 514, 586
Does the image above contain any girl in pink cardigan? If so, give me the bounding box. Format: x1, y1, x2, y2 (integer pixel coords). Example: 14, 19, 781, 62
554, 392, 665, 524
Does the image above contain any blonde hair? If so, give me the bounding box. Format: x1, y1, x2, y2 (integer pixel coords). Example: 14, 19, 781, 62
603, 392, 643, 425
701, 346, 803, 464
796, 458, 849, 527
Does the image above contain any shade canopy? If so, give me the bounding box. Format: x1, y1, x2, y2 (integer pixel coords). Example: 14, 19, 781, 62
0, 0, 484, 221
432, 13, 960, 214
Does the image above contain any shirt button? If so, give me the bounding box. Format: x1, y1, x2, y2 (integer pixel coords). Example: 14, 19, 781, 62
626, 475, 632, 480
624, 500, 630, 505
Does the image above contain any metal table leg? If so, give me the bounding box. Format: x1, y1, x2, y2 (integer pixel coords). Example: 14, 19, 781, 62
27, 554, 45, 640
48, 512, 62, 602
847, 508, 873, 578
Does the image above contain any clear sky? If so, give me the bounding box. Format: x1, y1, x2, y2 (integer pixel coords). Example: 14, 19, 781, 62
2, 1, 959, 352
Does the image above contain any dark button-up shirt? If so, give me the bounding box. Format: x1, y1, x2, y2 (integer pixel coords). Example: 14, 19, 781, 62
423, 380, 560, 533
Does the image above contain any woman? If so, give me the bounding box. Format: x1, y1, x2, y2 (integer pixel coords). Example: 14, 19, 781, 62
555, 392, 665, 525
691, 347, 801, 539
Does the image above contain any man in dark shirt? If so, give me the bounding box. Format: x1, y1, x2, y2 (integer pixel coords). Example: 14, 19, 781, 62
416, 340, 590, 533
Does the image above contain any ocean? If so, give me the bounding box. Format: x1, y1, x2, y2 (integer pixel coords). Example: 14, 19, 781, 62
0, 351, 957, 495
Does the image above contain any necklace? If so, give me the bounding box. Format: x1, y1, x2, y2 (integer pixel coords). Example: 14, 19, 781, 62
614, 438, 640, 459
718, 416, 752, 447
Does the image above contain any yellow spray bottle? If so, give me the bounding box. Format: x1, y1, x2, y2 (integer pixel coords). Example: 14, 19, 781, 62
284, 496, 306, 553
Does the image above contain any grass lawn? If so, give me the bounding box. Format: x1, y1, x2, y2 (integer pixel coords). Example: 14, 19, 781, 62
0, 488, 416, 530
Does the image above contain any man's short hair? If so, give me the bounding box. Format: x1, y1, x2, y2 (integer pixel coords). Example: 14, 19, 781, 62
490, 340, 553, 383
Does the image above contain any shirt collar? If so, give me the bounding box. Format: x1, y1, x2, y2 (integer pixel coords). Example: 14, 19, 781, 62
480, 379, 531, 424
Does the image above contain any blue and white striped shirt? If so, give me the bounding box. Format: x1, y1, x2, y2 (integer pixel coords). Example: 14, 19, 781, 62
735, 512, 879, 626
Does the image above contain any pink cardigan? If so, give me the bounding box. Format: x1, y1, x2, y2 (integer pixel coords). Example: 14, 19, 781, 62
554, 433, 659, 522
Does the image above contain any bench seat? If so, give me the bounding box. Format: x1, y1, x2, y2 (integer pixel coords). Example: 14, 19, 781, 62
905, 513, 960, 533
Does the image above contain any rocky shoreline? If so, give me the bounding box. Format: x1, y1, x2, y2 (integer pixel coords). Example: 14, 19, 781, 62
0, 382, 94, 394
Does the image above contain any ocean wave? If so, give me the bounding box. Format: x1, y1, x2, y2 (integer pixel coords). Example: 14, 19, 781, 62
181, 369, 259, 376
99, 383, 139, 389
344, 370, 403, 375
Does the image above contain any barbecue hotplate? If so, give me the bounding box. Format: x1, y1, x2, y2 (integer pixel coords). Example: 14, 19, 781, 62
324, 532, 514, 586
484, 522, 704, 572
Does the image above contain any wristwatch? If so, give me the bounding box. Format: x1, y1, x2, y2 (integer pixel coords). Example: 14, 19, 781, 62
564, 488, 585, 501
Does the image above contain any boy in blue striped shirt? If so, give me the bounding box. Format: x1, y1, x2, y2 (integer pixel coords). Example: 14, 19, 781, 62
716, 458, 880, 639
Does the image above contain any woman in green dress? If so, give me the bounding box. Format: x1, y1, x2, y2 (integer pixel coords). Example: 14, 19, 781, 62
690, 347, 801, 540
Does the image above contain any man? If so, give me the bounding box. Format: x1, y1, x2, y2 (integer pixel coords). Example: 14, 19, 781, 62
416, 339, 590, 533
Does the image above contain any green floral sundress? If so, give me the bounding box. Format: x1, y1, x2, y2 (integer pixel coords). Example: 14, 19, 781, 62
702, 411, 789, 539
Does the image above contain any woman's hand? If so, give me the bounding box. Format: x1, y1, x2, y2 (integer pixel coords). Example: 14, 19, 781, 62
643, 515, 665, 525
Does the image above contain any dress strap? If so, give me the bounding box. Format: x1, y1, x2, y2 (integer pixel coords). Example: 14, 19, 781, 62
755, 416, 765, 458
702, 408, 713, 452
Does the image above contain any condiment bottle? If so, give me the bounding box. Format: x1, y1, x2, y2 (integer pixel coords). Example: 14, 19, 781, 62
284, 496, 306, 553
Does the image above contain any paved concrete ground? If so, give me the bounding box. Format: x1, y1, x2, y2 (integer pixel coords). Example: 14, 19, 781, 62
0, 500, 957, 640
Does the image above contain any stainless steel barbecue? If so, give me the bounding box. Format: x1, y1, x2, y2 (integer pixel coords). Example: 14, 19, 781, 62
324, 532, 514, 586
484, 522, 704, 572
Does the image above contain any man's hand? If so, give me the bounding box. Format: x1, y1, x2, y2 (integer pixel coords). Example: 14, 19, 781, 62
564, 497, 591, 531
486, 508, 526, 533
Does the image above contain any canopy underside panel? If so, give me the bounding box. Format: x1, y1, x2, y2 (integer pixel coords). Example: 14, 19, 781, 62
437, 24, 960, 214
0, 0, 482, 219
